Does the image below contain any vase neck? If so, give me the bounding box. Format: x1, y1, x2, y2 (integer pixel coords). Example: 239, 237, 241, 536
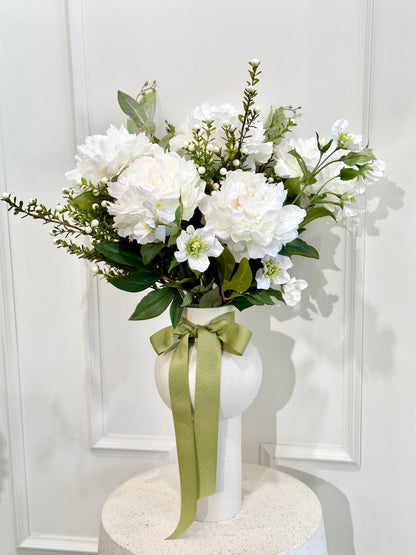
183, 306, 234, 326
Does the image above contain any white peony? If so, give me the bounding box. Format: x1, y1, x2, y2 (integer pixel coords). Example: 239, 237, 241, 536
274, 137, 320, 179
200, 170, 306, 262
175, 225, 223, 272
65, 125, 162, 187
170, 103, 273, 166
107, 151, 205, 244
255, 254, 293, 289
282, 278, 308, 306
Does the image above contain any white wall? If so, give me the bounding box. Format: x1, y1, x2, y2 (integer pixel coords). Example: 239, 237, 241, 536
0, 1, 414, 554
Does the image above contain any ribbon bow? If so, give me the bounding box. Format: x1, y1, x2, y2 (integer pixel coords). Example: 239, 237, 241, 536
150, 311, 252, 539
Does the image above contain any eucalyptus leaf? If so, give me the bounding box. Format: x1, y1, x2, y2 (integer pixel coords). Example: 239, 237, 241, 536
139, 90, 156, 113
129, 288, 175, 320
118, 91, 153, 135
158, 131, 175, 151
127, 118, 140, 134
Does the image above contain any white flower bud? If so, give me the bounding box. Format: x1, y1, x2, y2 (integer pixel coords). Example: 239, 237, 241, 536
211, 190, 217, 196
35, 206, 43, 212
92, 266, 99, 273
49, 229, 56, 236
241, 147, 249, 156
192, 124, 201, 132
188, 143, 195, 152
246, 85, 256, 93
28, 198, 36, 204
198, 166, 206, 175
182, 142, 189, 149
213, 146, 220, 153
268, 177, 274, 183
91, 219, 99, 228
92, 203, 99, 210
76, 180, 83, 186
93, 190, 100, 197
253, 106, 261, 114
250, 58, 260, 67
101, 200, 107, 207
220, 167, 227, 176
55, 204, 64, 213
232, 159, 240, 167
85, 226, 92, 234
212, 183, 220, 190
61, 187, 69, 194
206, 144, 214, 152
100, 177, 108, 184
1, 192, 10, 199
222, 120, 230, 128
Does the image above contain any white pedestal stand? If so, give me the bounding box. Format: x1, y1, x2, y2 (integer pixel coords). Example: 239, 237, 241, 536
98, 463, 328, 555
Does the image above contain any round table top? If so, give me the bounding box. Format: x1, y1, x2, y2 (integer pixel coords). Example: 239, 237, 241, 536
99, 463, 325, 555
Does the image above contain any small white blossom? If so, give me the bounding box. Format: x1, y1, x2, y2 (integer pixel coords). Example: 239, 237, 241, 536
2, 192, 10, 199
250, 58, 260, 66
232, 159, 240, 167
175, 225, 223, 272
101, 200, 108, 207
246, 85, 256, 93
91, 219, 99, 228
92, 265, 99, 273
220, 168, 227, 176
92, 203, 99, 210
198, 166, 206, 175
85, 226, 92, 234
332, 119, 363, 152
282, 278, 308, 306
55, 204, 64, 213
256, 255, 293, 289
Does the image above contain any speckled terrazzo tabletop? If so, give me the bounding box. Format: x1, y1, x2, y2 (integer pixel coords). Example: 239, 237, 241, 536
98, 463, 327, 555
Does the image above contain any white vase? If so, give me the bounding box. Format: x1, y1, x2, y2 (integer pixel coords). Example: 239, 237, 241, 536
154, 305, 262, 522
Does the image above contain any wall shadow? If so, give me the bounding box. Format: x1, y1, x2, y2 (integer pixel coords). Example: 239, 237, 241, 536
278, 464, 356, 555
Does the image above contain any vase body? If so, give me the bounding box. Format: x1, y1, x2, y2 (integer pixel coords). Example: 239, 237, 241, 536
154, 306, 262, 522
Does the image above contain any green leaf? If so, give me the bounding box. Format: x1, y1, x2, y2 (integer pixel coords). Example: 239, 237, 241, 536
70, 191, 97, 211
175, 197, 183, 226
289, 148, 310, 178
141, 242, 165, 265
158, 131, 175, 151
129, 288, 175, 320
169, 291, 183, 328
301, 206, 336, 226
284, 177, 301, 201
95, 241, 142, 267
127, 118, 140, 134
340, 147, 376, 166
268, 289, 283, 302
217, 248, 235, 283
223, 258, 253, 293
231, 296, 255, 311
108, 269, 160, 292
139, 90, 156, 113
249, 289, 275, 305
118, 91, 154, 135
181, 292, 193, 307
167, 225, 181, 247
340, 167, 359, 181
283, 238, 319, 259
199, 288, 222, 308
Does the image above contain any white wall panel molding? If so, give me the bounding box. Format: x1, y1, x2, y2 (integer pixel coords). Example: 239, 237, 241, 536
66, 0, 175, 457
0, 117, 31, 547
262, 0, 376, 466
19, 535, 98, 553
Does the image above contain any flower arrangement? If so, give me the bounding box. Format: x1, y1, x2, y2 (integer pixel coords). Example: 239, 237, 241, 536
2, 60, 384, 327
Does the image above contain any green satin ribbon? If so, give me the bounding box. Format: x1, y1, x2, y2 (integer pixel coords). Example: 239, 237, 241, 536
150, 311, 252, 539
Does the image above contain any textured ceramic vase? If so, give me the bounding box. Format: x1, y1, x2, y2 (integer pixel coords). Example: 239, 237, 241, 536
154, 305, 262, 522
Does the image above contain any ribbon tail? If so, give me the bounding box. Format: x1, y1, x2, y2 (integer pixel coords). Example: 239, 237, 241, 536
167, 334, 198, 539
194, 327, 222, 499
